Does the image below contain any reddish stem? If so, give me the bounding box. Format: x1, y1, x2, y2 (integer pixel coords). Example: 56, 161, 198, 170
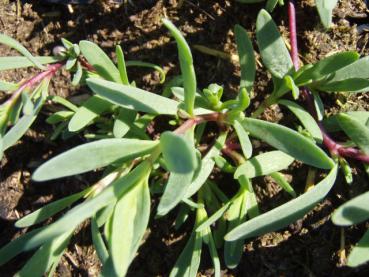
173, 112, 224, 135
3, 63, 63, 106
288, 0, 369, 163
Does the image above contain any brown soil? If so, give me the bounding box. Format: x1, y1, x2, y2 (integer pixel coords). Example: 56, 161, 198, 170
0, 0, 369, 276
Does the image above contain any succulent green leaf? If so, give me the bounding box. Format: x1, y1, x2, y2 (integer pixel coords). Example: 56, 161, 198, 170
266, 0, 279, 12
169, 231, 202, 277
46, 111, 74, 125
323, 111, 369, 132
71, 62, 83, 86
0, 80, 18, 91
332, 191, 369, 226
33, 139, 158, 181
157, 171, 195, 217
15, 231, 71, 277
317, 78, 369, 93
205, 231, 221, 277
337, 113, 369, 154
160, 131, 197, 174
295, 51, 359, 85
162, 18, 197, 116
269, 172, 296, 197
347, 229, 369, 267
0, 34, 46, 69
87, 78, 179, 115
79, 40, 122, 83
225, 165, 338, 241
256, 9, 293, 78
110, 176, 150, 276
185, 132, 227, 198
91, 217, 109, 264
68, 95, 112, 132
15, 189, 88, 228
0, 56, 58, 71
196, 202, 231, 232
278, 99, 323, 143
116, 45, 129, 85
5, 161, 151, 255
321, 56, 369, 92
234, 150, 294, 179
240, 118, 334, 169
234, 24, 255, 92
316, 0, 338, 28
233, 120, 253, 159
113, 108, 137, 138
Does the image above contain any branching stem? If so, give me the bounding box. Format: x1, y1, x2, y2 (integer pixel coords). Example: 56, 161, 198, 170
288, 0, 369, 163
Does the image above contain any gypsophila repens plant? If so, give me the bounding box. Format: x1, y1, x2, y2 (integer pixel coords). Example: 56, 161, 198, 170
1, 7, 369, 276
236, 0, 339, 28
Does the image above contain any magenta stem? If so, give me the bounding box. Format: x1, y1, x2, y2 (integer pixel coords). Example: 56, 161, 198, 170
288, 0, 369, 163
3, 63, 63, 107
173, 112, 224, 135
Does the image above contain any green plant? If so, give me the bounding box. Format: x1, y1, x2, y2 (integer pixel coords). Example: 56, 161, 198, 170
1, 9, 369, 277
236, 0, 339, 28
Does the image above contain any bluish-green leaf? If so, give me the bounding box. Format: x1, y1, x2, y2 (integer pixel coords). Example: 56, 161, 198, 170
234, 150, 294, 179
0, 80, 18, 91
323, 111, 369, 132
347, 229, 369, 267
68, 95, 112, 132
0, 34, 46, 69
256, 9, 293, 78
234, 120, 252, 159
0, 56, 58, 71
113, 108, 137, 138
337, 113, 369, 154
332, 191, 369, 226
160, 131, 197, 174
295, 51, 359, 85
157, 171, 195, 217
234, 24, 255, 92
110, 176, 150, 276
270, 172, 296, 197
116, 45, 129, 85
279, 99, 323, 143
162, 19, 196, 116
79, 40, 121, 83
15, 189, 88, 228
33, 139, 158, 181
170, 231, 202, 277
240, 118, 334, 169
316, 0, 338, 28
225, 165, 338, 241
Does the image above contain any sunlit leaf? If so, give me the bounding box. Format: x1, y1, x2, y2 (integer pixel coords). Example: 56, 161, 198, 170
79, 40, 121, 83
33, 139, 158, 181
316, 0, 339, 28
233, 120, 252, 159
332, 191, 369, 226
225, 165, 338, 241
234, 150, 294, 179
347, 229, 369, 267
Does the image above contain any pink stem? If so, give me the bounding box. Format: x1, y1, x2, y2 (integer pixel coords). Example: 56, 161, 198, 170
173, 112, 224, 135
288, 0, 369, 163
3, 63, 63, 106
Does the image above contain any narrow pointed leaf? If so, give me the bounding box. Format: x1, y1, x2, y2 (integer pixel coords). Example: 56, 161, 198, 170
68, 95, 112, 132
234, 150, 294, 179
91, 217, 109, 264
157, 171, 194, 217
116, 45, 129, 85
79, 40, 121, 83
240, 117, 334, 169
162, 19, 196, 116
279, 99, 323, 143
33, 139, 158, 181
110, 177, 150, 276
225, 165, 338, 241
0, 56, 58, 71
235, 24, 255, 92
234, 120, 253, 159
15, 189, 88, 228
0, 34, 46, 69
196, 202, 231, 232
170, 232, 202, 277
269, 172, 296, 197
